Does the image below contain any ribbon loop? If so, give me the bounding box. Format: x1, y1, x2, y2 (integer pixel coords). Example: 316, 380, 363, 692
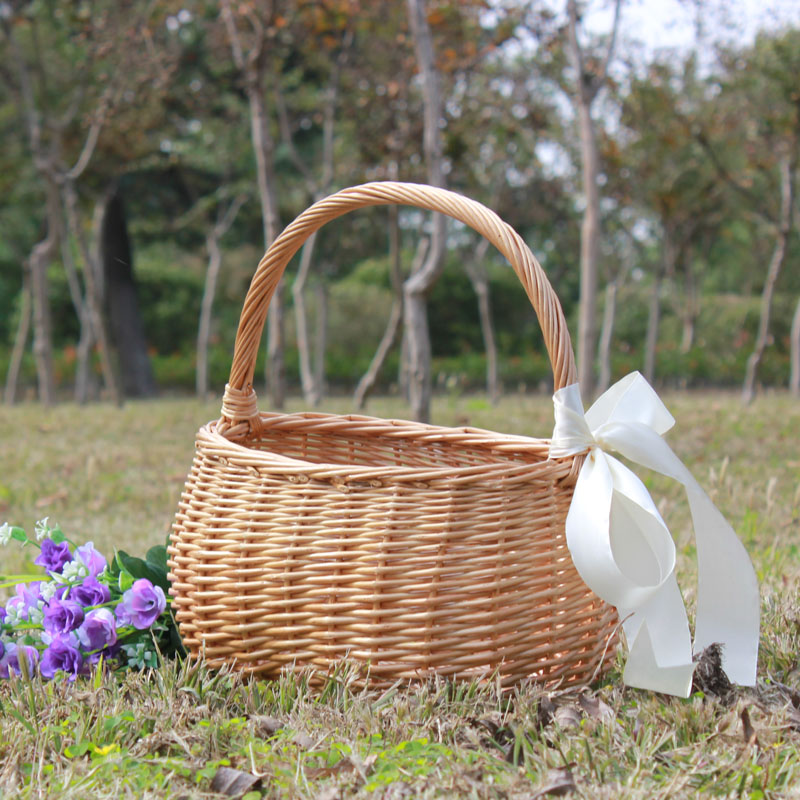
551, 371, 759, 698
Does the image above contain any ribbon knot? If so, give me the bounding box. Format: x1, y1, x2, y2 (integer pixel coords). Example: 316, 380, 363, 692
550, 372, 759, 697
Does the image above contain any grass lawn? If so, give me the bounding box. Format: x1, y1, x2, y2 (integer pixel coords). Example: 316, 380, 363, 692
0, 389, 798, 798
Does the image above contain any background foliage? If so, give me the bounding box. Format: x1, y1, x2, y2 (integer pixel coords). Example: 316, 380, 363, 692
0, 0, 798, 402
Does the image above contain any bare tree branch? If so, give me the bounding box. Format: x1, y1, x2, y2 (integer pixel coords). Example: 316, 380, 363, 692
275, 84, 317, 191
66, 87, 115, 180
566, 0, 587, 100
595, 0, 622, 93
215, 192, 247, 237
220, 0, 246, 71
1, 19, 43, 155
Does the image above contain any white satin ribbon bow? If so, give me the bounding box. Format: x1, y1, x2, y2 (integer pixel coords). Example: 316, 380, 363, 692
550, 372, 759, 697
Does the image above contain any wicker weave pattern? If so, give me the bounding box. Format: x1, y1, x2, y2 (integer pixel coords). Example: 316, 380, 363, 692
168, 182, 618, 687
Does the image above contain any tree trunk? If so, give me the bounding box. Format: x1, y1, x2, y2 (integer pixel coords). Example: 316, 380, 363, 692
643, 272, 662, 385
197, 196, 243, 399
100, 185, 156, 398
465, 239, 499, 405
30, 179, 61, 406
597, 279, 618, 394
644, 229, 677, 385
565, 0, 621, 399
313, 280, 327, 401
680, 313, 696, 355
575, 100, 600, 398
246, 81, 284, 408
197, 229, 223, 400
679, 256, 698, 354
403, 289, 435, 422
405, 0, 447, 423
398, 328, 411, 402
3, 266, 32, 405
790, 293, 800, 398
63, 181, 121, 405
293, 233, 322, 406
56, 189, 98, 404
357, 303, 404, 410
742, 155, 794, 405
355, 230, 427, 409
59, 222, 95, 404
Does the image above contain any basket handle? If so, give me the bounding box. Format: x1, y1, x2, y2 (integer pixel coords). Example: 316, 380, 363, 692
221, 181, 576, 428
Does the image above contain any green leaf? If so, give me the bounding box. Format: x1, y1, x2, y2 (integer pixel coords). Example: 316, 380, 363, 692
144, 544, 171, 591
117, 550, 170, 592
50, 526, 65, 544
10, 527, 27, 543
146, 544, 167, 572
118, 570, 135, 592
65, 741, 90, 758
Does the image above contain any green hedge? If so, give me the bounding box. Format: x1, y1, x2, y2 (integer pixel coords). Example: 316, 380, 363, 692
2, 248, 797, 396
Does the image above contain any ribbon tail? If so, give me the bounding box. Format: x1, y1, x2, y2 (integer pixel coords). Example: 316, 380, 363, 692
688, 486, 760, 686
623, 621, 695, 698
620, 572, 694, 696
601, 423, 760, 688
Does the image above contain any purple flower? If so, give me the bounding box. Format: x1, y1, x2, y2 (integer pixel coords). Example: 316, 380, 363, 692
116, 579, 166, 630
0, 607, 6, 624
76, 609, 117, 652
5, 583, 42, 622
43, 598, 85, 635
0, 640, 4, 660
0, 642, 12, 678
0, 643, 40, 678
72, 576, 111, 608
114, 601, 131, 627
74, 542, 107, 578
40, 636, 83, 680
18, 582, 42, 610
35, 538, 73, 574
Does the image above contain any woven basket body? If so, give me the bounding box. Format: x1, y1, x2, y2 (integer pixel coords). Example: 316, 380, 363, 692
168, 183, 618, 687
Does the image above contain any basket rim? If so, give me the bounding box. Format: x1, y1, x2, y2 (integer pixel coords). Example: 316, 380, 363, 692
198, 411, 577, 486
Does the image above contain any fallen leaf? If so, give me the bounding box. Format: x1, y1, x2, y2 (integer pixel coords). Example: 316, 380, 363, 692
470, 716, 499, 737
293, 731, 314, 749
786, 708, 800, 732
536, 695, 556, 728
554, 705, 581, 729
210, 766, 261, 797
578, 694, 614, 722
349, 751, 378, 777
305, 759, 356, 780
252, 715, 283, 737
741, 707, 759, 747
535, 767, 576, 797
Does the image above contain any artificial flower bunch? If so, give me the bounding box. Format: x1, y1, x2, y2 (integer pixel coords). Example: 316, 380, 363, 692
0, 518, 182, 680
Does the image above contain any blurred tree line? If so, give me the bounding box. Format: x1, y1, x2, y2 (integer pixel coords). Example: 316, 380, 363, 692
0, 0, 798, 416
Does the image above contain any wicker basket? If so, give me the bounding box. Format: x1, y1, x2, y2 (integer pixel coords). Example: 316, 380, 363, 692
168, 182, 618, 688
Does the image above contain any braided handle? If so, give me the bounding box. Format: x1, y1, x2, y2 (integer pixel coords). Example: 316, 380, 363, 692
221, 182, 576, 427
